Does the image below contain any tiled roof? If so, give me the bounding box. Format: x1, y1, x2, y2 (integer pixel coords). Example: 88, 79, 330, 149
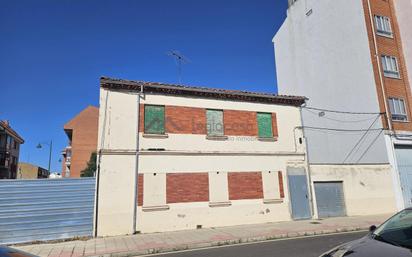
0, 120, 24, 143
100, 77, 307, 107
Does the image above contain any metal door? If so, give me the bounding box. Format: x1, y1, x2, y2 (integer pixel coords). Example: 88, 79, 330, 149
395, 146, 412, 208
314, 182, 346, 218
287, 167, 311, 220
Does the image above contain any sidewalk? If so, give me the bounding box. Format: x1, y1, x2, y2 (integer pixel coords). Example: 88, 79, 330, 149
15, 214, 392, 257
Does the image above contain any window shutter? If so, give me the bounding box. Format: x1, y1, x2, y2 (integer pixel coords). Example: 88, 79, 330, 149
144, 105, 165, 134
207, 110, 224, 136
257, 113, 273, 138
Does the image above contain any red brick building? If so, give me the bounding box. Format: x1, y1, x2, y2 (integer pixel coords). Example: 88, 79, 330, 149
61, 106, 98, 178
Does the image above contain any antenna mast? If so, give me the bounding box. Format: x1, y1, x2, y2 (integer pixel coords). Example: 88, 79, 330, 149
167, 50, 190, 84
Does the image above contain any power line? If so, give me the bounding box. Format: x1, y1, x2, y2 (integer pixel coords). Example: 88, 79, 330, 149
303, 106, 384, 115
302, 126, 384, 132
305, 109, 382, 123
342, 114, 381, 164
355, 129, 384, 163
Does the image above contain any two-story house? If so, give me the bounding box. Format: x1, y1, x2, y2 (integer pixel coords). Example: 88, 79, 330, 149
94, 77, 395, 237
0, 120, 24, 179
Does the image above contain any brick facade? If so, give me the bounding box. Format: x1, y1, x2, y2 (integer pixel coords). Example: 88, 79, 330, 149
228, 172, 264, 200
62, 106, 98, 177
362, 0, 412, 131
166, 106, 207, 134
223, 110, 258, 136
278, 171, 285, 198
139, 104, 279, 137
166, 173, 209, 204
137, 174, 144, 206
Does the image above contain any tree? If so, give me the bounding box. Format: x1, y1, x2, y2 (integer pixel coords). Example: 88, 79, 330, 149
81, 152, 97, 177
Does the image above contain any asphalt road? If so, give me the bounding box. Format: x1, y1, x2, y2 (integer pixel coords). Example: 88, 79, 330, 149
145, 231, 367, 257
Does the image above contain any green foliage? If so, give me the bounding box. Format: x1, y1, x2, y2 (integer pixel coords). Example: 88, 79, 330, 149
80, 152, 97, 177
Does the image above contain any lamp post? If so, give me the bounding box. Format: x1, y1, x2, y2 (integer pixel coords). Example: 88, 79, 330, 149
36, 140, 53, 173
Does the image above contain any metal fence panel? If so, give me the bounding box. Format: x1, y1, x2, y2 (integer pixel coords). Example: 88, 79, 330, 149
0, 178, 95, 245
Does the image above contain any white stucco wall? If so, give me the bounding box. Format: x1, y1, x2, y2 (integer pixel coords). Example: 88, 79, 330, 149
274, 0, 389, 164
96, 87, 308, 236
310, 164, 397, 217
95, 88, 139, 236
394, 0, 412, 92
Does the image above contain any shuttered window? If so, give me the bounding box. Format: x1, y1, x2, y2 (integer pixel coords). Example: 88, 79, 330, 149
206, 109, 224, 136
144, 105, 165, 134
257, 113, 273, 138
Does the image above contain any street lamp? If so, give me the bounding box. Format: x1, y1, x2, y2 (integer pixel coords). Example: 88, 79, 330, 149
36, 140, 53, 173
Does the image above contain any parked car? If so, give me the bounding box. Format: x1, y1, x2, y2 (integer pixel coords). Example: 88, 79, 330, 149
320, 208, 412, 257
0, 246, 37, 257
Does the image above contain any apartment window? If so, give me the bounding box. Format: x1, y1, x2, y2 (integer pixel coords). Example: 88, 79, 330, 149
374, 15, 392, 37
144, 105, 165, 134
206, 109, 224, 136
389, 98, 408, 122
257, 113, 273, 138
381, 55, 400, 79
0, 153, 5, 166
0, 134, 5, 148
5, 136, 12, 150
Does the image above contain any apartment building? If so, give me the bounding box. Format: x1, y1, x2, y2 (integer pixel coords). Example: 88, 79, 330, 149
0, 120, 24, 179
274, 0, 412, 215
61, 106, 98, 177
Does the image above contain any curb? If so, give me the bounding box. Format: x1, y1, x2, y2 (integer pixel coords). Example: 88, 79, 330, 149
88, 226, 368, 257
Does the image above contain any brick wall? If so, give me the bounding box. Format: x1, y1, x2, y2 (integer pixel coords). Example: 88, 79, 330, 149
137, 174, 143, 206
62, 106, 99, 177
139, 104, 279, 137
278, 171, 285, 198
228, 172, 264, 200
223, 110, 258, 136
166, 173, 209, 204
272, 113, 279, 137
362, 0, 412, 131
166, 106, 206, 134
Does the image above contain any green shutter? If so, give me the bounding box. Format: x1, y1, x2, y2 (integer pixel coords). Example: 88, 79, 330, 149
206, 110, 224, 136
144, 105, 165, 134
257, 113, 273, 138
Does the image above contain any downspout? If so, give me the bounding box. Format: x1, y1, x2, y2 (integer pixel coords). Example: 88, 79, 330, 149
299, 103, 315, 217
94, 90, 110, 237
133, 85, 144, 234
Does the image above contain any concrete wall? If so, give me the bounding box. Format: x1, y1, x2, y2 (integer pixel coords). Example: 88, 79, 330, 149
393, 0, 412, 93
96, 87, 308, 236
274, 0, 388, 164
310, 164, 397, 217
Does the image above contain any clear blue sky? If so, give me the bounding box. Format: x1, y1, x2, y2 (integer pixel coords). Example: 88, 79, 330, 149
0, 0, 288, 172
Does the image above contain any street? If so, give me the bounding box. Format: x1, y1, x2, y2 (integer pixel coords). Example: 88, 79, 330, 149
144, 231, 367, 257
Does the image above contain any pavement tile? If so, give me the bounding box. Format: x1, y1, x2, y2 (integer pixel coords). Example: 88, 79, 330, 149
14, 213, 392, 257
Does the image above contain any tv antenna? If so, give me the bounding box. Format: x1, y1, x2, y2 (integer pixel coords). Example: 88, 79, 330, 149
167, 50, 190, 84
